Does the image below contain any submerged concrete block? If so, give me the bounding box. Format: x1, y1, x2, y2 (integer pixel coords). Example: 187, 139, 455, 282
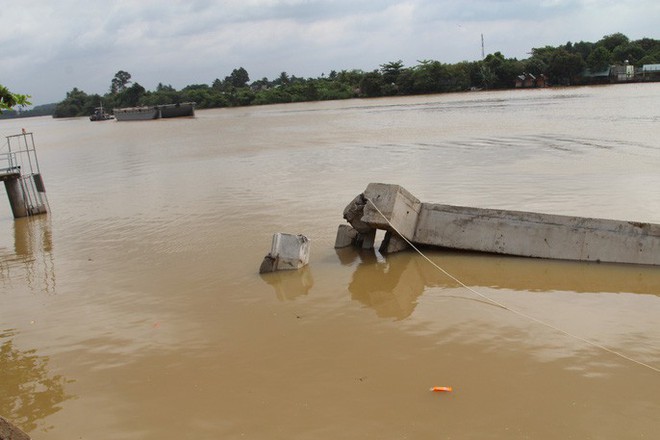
379, 231, 410, 254
4, 179, 29, 218
259, 233, 311, 273
335, 224, 359, 248
360, 229, 377, 250
334, 224, 379, 250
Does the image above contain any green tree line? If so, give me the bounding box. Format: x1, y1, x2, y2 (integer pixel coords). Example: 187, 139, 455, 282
0, 103, 56, 119
34, 32, 660, 118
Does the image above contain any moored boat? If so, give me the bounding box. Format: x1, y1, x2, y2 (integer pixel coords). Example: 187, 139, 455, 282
89, 105, 114, 121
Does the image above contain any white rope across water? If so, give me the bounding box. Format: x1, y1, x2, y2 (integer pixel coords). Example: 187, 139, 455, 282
365, 198, 660, 375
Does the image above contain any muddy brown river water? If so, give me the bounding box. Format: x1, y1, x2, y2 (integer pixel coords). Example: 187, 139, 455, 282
1, 84, 659, 439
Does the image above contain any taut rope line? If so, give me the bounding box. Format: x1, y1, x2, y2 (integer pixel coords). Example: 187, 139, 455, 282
365, 198, 660, 374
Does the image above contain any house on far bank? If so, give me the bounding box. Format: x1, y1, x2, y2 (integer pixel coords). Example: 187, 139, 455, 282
641, 64, 660, 81
582, 67, 611, 84
611, 63, 635, 82
582, 62, 649, 84
515, 73, 547, 88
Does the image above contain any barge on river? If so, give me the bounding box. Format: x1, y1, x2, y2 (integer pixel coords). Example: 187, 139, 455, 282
113, 102, 195, 121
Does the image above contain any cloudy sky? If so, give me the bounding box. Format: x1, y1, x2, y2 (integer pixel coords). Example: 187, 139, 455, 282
2, 0, 658, 105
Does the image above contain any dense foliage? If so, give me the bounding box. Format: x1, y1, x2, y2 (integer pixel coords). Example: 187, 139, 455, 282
36, 32, 660, 118
0, 85, 31, 114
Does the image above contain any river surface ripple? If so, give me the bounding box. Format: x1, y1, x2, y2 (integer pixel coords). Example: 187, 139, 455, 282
1, 83, 659, 439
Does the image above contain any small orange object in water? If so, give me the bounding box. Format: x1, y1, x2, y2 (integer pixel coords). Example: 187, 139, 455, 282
430, 386, 453, 392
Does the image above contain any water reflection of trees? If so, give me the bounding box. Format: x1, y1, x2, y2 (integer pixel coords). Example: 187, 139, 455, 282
0, 329, 72, 433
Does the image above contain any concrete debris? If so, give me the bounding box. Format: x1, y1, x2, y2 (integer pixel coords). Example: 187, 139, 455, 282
337, 183, 660, 266
0, 416, 31, 440
334, 225, 383, 251
379, 231, 411, 254
342, 194, 374, 234
259, 233, 310, 273
334, 224, 359, 248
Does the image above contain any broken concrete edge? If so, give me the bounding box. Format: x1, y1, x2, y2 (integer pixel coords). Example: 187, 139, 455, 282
361, 183, 422, 240
0, 416, 31, 440
334, 224, 358, 248
259, 233, 311, 273
380, 230, 411, 253
339, 183, 418, 255
339, 183, 660, 265
334, 224, 410, 254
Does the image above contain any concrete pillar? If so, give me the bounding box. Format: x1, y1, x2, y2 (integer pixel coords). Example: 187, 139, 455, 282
415, 203, 660, 265
335, 224, 359, 248
4, 178, 28, 218
359, 229, 377, 250
343, 183, 660, 265
379, 231, 410, 254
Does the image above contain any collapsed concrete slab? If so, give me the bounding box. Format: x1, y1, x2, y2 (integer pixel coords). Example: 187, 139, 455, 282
338, 183, 660, 266
260, 233, 311, 273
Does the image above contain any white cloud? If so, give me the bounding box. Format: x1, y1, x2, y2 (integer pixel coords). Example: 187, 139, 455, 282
0, 0, 657, 104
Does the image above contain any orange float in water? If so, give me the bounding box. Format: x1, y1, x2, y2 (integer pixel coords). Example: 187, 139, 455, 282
430, 386, 453, 392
